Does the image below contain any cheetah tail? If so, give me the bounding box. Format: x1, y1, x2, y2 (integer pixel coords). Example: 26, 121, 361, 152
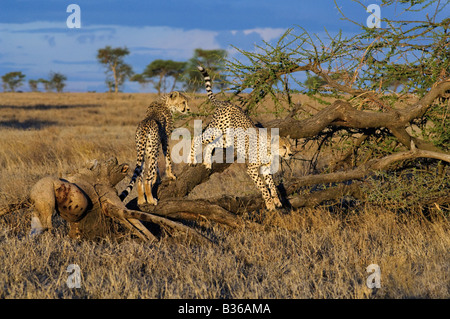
197, 65, 216, 103
119, 165, 143, 201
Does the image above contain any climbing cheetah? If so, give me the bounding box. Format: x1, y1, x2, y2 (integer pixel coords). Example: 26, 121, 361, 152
120, 91, 190, 205
190, 66, 293, 211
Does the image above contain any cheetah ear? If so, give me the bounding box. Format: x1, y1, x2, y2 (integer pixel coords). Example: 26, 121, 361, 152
169, 91, 179, 99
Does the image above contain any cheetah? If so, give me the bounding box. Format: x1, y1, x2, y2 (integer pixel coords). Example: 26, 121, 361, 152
120, 91, 190, 205
190, 66, 293, 211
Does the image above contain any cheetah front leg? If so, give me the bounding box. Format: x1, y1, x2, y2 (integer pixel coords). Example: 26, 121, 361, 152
260, 165, 282, 208
247, 164, 276, 211
190, 129, 221, 169
262, 173, 282, 208
202, 136, 224, 170
68, 222, 82, 239
201, 126, 225, 169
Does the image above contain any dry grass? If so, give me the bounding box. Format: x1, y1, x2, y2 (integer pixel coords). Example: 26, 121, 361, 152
0, 92, 448, 299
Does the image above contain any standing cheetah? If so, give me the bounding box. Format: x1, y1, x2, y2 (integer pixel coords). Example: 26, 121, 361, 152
120, 91, 190, 205
190, 66, 293, 211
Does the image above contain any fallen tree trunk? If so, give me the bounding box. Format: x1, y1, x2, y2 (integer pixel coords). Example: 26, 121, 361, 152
134, 143, 450, 215
128, 198, 240, 227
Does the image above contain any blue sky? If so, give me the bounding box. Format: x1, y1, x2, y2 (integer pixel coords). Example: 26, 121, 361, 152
0, 0, 447, 92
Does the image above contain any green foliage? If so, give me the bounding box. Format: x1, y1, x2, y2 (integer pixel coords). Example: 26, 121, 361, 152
422, 102, 450, 151
132, 59, 187, 94
365, 168, 449, 212
49, 72, 67, 93
225, 27, 350, 112
225, 0, 450, 113
2, 71, 25, 92
28, 79, 39, 92
28, 73, 68, 93
184, 48, 228, 92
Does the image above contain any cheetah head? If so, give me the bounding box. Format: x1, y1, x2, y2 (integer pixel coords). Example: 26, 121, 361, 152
278, 136, 294, 160
166, 91, 190, 114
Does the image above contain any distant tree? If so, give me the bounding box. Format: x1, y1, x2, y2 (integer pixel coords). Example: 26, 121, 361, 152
49, 72, 67, 93
38, 78, 52, 92
28, 79, 39, 92
183, 49, 228, 92
131, 60, 187, 94
97, 46, 133, 93
113, 63, 134, 92
2, 71, 25, 92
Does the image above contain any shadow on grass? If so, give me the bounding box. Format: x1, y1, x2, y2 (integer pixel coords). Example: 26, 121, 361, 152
0, 104, 101, 110
0, 119, 58, 129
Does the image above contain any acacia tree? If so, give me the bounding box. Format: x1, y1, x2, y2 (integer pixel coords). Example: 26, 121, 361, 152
131, 59, 187, 94
38, 78, 52, 92
97, 46, 133, 93
2, 71, 25, 92
130, 0, 449, 216
28, 79, 39, 92
49, 72, 67, 93
216, 0, 450, 208
30, 73, 67, 92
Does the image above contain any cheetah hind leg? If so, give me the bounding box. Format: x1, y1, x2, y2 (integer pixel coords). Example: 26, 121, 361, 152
143, 155, 159, 206
137, 177, 147, 206
247, 165, 276, 211
137, 174, 158, 206
162, 131, 176, 180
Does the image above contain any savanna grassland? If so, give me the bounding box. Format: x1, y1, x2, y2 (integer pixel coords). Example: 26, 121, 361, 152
0, 92, 448, 299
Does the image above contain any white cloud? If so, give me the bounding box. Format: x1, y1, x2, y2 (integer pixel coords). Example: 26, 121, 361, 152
243, 28, 286, 42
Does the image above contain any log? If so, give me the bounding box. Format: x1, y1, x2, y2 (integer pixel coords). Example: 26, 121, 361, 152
139, 199, 239, 227
157, 162, 231, 200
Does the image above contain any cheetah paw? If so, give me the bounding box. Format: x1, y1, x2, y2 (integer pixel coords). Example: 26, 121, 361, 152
265, 201, 276, 211
203, 162, 212, 170
167, 173, 177, 181
273, 197, 283, 208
